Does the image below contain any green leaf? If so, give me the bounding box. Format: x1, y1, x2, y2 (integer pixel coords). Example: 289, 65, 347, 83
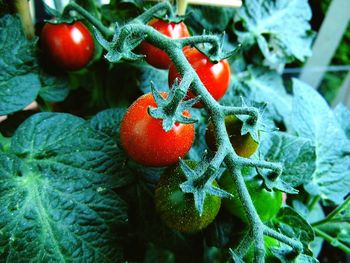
0, 15, 40, 115
186, 6, 235, 32
291, 79, 350, 204
273, 207, 315, 257
0, 113, 127, 262
136, 65, 169, 94
230, 67, 292, 122
234, 0, 314, 67
90, 108, 127, 139
38, 72, 69, 103
260, 132, 316, 187
334, 103, 350, 140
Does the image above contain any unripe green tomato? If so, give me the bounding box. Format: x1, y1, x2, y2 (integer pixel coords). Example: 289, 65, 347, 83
155, 161, 221, 233
205, 115, 259, 158
219, 171, 282, 223
244, 236, 280, 263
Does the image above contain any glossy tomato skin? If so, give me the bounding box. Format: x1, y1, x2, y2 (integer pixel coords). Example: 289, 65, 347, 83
219, 172, 283, 223
41, 22, 94, 71
139, 19, 190, 69
120, 93, 195, 167
206, 115, 259, 158
168, 48, 231, 107
155, 161, 221, 233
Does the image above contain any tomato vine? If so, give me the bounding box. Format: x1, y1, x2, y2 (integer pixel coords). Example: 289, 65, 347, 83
62, 2, 304, 262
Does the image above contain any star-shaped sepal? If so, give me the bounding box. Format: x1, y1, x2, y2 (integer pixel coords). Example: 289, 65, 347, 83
194, 32, 242, 63
94, 23, 146, 63
178, 159, 232, 216
148, 81, 199, 132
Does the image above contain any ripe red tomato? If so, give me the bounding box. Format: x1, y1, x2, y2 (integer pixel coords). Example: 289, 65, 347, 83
139, 19, 190, 69
40, 21, 94, 71
120, 93, 195, 167
168, 48, 231, 107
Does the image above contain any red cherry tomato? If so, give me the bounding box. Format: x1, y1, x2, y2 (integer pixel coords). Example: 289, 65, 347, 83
120, 93, 195, 167
40, 21, 94, 71
139, 19, 190, 69
168, 48, 231, 108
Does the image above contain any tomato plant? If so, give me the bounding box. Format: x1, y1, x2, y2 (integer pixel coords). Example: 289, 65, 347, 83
155, 161, 221, 233
219, 172, 283, 223
1, 0, 349, 262
138, 19, 190, 69
120, 92, 195, 167
40, 21, 94, 71
168, 47, 231, 107
206, 115, 259, 157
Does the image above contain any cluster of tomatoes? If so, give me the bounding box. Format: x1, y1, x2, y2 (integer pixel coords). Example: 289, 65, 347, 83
40, 19, 282, 236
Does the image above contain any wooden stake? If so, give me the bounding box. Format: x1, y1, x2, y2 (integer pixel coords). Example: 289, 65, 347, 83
146, 0, 242, 10
14, 0, 35, 39
177, 0, 188, 16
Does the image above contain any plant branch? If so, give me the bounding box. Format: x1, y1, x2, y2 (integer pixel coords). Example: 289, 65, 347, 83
314, 227, 350, 255
178, 35, 221, 52
312, 196, 350, 227
264, 226, 303, 253
134, 1, 174, 23
64, 1, 112, 37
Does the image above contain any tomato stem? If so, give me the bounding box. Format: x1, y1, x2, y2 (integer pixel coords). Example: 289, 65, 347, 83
311, 195, 350, 227
134, 1, 175, 23
264, 226, 303, 254
314, 227, 350, 255
64, 1, 113, 37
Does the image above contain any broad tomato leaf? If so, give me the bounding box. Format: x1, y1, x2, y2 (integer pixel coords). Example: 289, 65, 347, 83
272, 207, 315, 258
0, 15, 72, 115
90, 108, 127, 139
0, 113, 128, 262
260, 132, 316, 187
38, 71, 69, 103
234, 0, 314, 67
0, 15, 40, 115
229, 67, 292, 122
334, 103, 350, 140
291, 79, 350, 204
90, 108, 134, 187
186, 5, 235, 32
136, 65, 169, 94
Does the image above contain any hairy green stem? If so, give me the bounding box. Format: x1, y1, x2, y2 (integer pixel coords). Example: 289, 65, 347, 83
312, 196, 350, 227
133, 1, 174, 23
178, 35, 220, 53
64, 2, 112, 37
264, 227, 303, 253
307, 195, 321, 211
314, 228, 350, 255
222, 106, 259, 120
163, 73, 194, 115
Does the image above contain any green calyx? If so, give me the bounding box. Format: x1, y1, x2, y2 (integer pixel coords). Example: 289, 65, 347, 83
147, 81, 198, 132
155, 160, 222, 233
179, 159, 232, 216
